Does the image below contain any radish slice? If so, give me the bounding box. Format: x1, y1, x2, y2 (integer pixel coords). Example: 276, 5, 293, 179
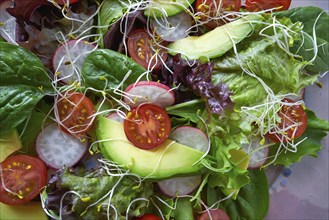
107, 112, 125, 123
241, 137, 269, 169
169, 126, 209, 153
157, 175, 202, 197
0, 1, 17, 45
52, 40, 96, 84
123, 81, 175, 108
157, 126, 207, 197
151, 12, 193, 42
36, 124, 88, 169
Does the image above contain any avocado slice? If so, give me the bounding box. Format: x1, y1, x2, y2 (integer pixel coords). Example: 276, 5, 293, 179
167, 14, 262, 60
96, 116, 205, 179
0, 202, 48, 220
0, 129, 22, 162
144, 0, 195, 18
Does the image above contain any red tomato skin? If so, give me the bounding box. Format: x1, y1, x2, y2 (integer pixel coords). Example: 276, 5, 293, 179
127, 29, 168, 70
198, 209, 230, 220
0, 155, 48, 205
56, 92, 95, 136
266, 98, 307, 142
124, 104, 171, 149
135, 214, 162, 220
245, 0, 291, 12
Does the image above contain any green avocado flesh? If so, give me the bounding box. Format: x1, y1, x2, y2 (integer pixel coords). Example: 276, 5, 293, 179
0, 129, 22, 161
144, 0, 195, 18
96, 116, 205, 179
168, 14, 261, 60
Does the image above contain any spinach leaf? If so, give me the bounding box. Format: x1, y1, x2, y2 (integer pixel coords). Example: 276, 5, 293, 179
223, 169, 269, 220
275, 7, 329, 74
171, 198, 194, 220
306, 109, 329, 131
82, 49, 147, 93
16, 100, 52, 156
0, 42, 52, 134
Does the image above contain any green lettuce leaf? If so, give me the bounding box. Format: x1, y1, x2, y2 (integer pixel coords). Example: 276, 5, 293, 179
275, 7, 329, 74
223, 169, 269, 220
0, 42, 52, 135
198, 111, 252, 198
269, 109, 329, 167
166, 99, 205, 123
52, 169, 153, 220
212, 16, 318, 107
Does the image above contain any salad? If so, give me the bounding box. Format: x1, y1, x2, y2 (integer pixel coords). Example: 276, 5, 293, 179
0, 0, 328, 219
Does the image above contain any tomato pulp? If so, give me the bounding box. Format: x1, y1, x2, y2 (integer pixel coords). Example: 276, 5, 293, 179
0, 155, 48, 205
124, 104, 171, 149
127, 29, 168, 70
266, 98, 307, 142
56, 92, 95, 136
195, 0, 241, 29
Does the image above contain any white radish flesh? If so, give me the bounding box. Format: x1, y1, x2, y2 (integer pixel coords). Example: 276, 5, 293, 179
0, 1, 17, 45
124, 81, 175, 108
36, 124, 88, 169
157, 175, 202, 197
169, 126, 209, 153
241, 137, 269, 169
151, 12, 193, 42
52, 40, 96, 84
107, 112, 125, 123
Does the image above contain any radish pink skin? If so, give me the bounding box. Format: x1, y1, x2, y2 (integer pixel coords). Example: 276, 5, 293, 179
35, 124, 87, 169
124, 81, 175, 107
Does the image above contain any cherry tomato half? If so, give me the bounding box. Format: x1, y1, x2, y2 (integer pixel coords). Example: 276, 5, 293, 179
245, 0, 291, 12
198, 209, 230, 220
135, 213, 162, 220
195, 0, 241, 29
0, 155, 48, 205
124, 104, 171, 149
56, 92, 95, 136
127, 29, 168, 70
266, 98, 307, 142
55, 0, 79, 5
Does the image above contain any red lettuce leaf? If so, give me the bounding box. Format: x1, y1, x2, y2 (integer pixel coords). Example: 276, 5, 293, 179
154, 55, 232, 114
